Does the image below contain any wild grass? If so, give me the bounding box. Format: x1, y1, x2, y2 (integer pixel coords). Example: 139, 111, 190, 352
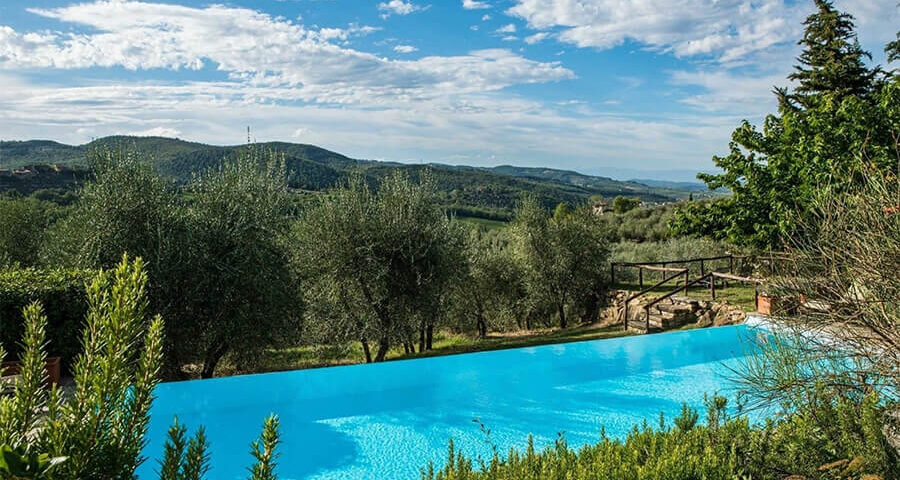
218, 324, 633, 376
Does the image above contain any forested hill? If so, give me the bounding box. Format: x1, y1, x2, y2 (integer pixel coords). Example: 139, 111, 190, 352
0, 136, 708, 218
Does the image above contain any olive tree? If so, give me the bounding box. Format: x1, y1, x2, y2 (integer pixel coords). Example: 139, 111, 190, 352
44, 146, 299, 378
511, 197, 610, 329
446, 229, 528, 337
0, 197, 52, 268
42, 147, 181, 271
173, 149, 299, 378
294, 171, 464, 362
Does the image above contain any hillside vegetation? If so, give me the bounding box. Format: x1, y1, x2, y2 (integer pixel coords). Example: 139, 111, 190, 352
1, 136, 710, 219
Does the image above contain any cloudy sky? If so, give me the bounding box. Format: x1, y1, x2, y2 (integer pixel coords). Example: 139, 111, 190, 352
0, 0, 897, 179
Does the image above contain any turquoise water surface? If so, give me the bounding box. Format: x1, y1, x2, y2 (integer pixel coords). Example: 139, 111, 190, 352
139, 324, 761, 480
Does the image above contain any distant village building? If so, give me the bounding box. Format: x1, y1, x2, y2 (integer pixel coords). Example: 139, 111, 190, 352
592, 200, 609, 215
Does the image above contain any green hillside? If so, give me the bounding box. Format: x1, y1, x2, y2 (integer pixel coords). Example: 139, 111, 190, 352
1, 136, 706, 218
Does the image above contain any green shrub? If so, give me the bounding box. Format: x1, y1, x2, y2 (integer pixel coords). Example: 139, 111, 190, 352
0, 267, 93, 371
423, 393, 898, 480
0, 256, 284, 480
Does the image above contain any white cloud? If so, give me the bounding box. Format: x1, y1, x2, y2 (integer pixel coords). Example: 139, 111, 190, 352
393, 44, 418, 53
524, 32, 549, 44
496, 23, 516, 34
506, 0, 809, 64
0, 1, 571, 106
505, 1, 898, 65
481, 14, 492, 21
378, 0, 427, 18
317, 23, 380, 42
127, 126, 182, 137
10, 0, 893, 173
463, 0, 491, 10
0, 76, 737, 172
669, 70, 787, 115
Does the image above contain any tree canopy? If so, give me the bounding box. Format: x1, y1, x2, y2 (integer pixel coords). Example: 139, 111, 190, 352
294, 171, 465, 362
672, 1, 900, 249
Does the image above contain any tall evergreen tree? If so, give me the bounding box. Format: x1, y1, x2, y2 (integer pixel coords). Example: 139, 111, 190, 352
888, 31, 900, 64
671, 0, 897, 249
788, 0, 875, 107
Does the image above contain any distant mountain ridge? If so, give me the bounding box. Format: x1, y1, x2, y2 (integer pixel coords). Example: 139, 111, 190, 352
1, 136, 715, 218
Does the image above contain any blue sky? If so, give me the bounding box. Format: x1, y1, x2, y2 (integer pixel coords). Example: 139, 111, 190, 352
0, 0, 897, 180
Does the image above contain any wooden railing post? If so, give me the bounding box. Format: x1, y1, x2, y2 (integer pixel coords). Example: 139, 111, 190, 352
683, 270, 689, 295
710, 276, 716, 300
645, 306, 650, 333
700, 259, 705, 277
639, 268, 643, 289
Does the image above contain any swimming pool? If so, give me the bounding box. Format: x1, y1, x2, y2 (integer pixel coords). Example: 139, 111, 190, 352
138, 324, 761, 480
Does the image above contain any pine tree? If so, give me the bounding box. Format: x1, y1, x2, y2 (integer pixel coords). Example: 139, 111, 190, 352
788, 0, 875, 106
887, 32, 900, 64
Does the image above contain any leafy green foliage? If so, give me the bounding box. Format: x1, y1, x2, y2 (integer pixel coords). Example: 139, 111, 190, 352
294, 171, 465, 361
42, 146, 180, 270
0, 268, 93, 371
596, 203, 677, 242
43, 146, 300, 378
171, 148, 300, 378
158, 419, 210, 480
672, 2, 900, 249
888, 30, 900, 64
511, 198, 610, 328
0, 257, 286, 480
0, 197, 57, 268
423, 393, 897, 480
788, 0, 876, 105
611, 196, 640, 214
444, 230, 529, 336
248, 416, 281, 480
0, 256, 163, 479
0, 444, 66, 480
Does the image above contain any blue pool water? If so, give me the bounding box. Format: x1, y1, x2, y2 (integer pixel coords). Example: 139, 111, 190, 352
139, 325, 762, 480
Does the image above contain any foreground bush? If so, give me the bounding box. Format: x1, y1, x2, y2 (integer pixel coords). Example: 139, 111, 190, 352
424, 394, 898, 480
0, 256, 283, 480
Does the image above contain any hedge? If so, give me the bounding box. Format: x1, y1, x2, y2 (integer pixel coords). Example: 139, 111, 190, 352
0, 267, 95, 372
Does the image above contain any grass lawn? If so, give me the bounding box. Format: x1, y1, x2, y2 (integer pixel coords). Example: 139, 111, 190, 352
218, 323, 633, 377
457, 216, 508, 230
